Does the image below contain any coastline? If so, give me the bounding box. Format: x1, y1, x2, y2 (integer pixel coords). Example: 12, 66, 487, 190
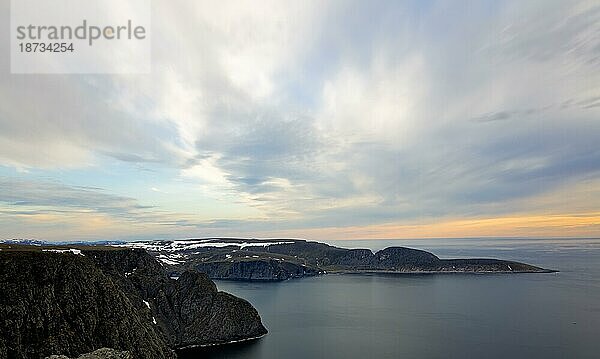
332, 269, 559, 275
176, 333, 267, 350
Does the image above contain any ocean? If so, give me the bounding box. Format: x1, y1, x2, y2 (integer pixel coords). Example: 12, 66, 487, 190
179, 238, 600, 359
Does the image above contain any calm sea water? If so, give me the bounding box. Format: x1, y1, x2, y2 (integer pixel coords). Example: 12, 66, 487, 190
179, 238, 600, 359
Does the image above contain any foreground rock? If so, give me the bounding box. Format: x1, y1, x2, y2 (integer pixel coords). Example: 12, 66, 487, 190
47, 348, 131, 359
119, 238, 555, 281
0, 246, 267, 359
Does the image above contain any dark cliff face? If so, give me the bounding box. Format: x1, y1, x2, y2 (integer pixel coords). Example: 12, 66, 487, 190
0, 250, 174, 359
0, 247, 267, 359
154, 271, 266, 348
84, 249, 267, 347
195, 260, 320, 281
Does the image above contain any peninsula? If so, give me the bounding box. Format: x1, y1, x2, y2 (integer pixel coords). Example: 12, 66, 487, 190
118, 238, 555, 281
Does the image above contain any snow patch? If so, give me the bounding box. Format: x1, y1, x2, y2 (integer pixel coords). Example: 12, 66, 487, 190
116, 239, 294, 253
156, 254, 184, 265
42, 248, 84, 256
143, 300, 150, 309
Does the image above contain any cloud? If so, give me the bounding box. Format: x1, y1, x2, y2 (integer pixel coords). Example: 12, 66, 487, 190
0, 177, 153, 218
0, 0, 598, 240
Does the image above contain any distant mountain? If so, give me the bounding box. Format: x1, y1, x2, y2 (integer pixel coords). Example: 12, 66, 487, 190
0, 239, 127, 246
0, 239, 49, 246
115, 238, 555, 281
0, 245, 267, 358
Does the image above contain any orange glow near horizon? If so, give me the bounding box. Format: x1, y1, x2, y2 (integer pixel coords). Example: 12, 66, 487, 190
3, 206, 599, 242
274, 212, 600, 240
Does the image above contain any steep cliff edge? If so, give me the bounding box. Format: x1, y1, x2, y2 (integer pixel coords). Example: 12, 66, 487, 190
84, 248, 266, 348
0, 246, 267, 359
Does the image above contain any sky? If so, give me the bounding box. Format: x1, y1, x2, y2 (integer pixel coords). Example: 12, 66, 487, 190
0, 0, 599, 242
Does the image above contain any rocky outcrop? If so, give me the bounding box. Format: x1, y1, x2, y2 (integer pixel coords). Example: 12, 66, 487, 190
0, 247, 267, 359
47, 348, 132, 359
153, 271, 266, 348
83, 248, 267, 348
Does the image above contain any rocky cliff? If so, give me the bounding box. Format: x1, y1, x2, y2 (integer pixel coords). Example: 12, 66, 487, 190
195, 259, 320, 281
0, 246, 267, 359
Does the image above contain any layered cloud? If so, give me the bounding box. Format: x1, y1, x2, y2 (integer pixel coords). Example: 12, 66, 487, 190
0, 0, 598, 240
